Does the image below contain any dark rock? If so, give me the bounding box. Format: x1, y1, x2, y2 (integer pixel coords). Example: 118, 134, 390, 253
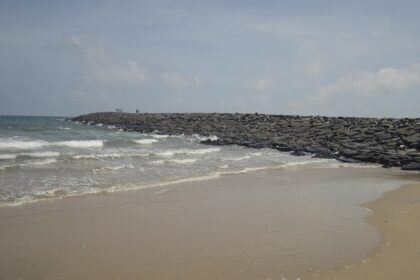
273, 143, 292, 152
337, 156, 360, 163
375, 132, 393, 141
403, 133, 420, 146
72, 112, 420, 171
311, 147, 335, 158
291, 150, 309, 156
341, 149, 359, 157
401, 162, 420, 170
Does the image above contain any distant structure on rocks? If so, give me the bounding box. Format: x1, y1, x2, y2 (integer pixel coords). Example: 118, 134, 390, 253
136, 109, 139, 113
115, 108, 123, 112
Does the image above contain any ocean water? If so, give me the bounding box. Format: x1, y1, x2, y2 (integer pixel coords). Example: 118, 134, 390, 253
0, 115, 362, 206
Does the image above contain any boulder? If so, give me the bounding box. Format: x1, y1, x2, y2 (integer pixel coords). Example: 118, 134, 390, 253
401, 162, 420, 171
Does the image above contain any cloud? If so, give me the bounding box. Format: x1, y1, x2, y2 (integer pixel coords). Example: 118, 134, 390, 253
246, 77, 274, 92
299, 42, 325, 75
63, 35, 148, 89
250, 21, 326, 38
162, 71, 202, 89
313, 64, 420, 102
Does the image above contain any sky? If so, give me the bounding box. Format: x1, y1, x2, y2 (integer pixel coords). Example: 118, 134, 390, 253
0, 0, 420, 117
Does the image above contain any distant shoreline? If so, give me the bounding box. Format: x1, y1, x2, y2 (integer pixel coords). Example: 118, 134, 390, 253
73, 112, 420, 170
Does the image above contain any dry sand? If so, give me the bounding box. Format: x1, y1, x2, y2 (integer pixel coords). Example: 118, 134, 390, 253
0, 167, 418, 280
307, 182, 420, 280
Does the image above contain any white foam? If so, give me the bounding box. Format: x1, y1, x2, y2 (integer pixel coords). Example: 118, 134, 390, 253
21, 158, 58, 167
73, 153, 123, 160
58, 127, 71, 130
184, 147, 221, 154
171, 159, 197, 164
21, 152, 60, 158
92, 163, 135, 172
150, 134, 170, 139
224, 155, 252, 161
156, 147, 221, 157
150, 158, 197, 165
156, 151, 176, 157
149, 160, 165, 165
134, 139, 159, 145
0, 140, 48, 149
0, 164, 14, 170
189, 134, 218, 141
0, 154, 17, 160
55, 140, 104, 148
0, 139, 104, 150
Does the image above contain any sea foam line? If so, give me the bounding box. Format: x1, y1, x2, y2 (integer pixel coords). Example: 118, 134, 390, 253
0, 139, 104, 149
155, 147, 221, 157
134, 139, 159, 145
0, 158, 375, 207
149, 158, 198, 165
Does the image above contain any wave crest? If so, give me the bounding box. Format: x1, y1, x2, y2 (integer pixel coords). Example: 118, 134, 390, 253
134, 139, 159, 145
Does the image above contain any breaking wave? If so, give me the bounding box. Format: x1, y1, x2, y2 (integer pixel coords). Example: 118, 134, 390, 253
134, 139, 159, 145
150, 158, 198, 165
155, 147, 221, 157
0, 139, 104, 149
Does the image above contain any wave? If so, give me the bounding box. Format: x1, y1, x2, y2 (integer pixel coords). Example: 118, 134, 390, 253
0, 154, 17, 160
188, 134, 218, 141
92, 163, 135, 172
73, 153, 124, 160
20, 152, 60, 158
0, 139, 104, 150
55, 140, 103, 148
23, 158, 58, 167
155, 147, 221, 157
150, 134, 170, 139
222, 152, 263, 161
58, 127, 71, 130
72, 152, 150, 161
1, 152, 60, 161
134, 139, 159, 145
0, 140, 48, 149
150, 158, 198, 165
0, 158, 58, 170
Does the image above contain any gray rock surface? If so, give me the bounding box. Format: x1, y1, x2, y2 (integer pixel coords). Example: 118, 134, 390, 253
72, 112, 420, 170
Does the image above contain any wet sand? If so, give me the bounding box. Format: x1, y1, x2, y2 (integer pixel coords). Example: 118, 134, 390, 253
307, 182, 420, 280
0, 167, 417, 280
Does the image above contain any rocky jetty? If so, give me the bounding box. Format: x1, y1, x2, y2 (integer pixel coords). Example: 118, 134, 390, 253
72, 112, 420, 170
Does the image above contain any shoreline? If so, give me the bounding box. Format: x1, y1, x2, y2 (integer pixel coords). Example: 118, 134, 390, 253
0, 158, 371, 208
307, 182, 420, 279
73, 112, 420, 170
0, 167, 417, 279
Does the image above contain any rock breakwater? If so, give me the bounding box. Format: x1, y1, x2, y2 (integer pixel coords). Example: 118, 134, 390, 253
73, 112, 420, 170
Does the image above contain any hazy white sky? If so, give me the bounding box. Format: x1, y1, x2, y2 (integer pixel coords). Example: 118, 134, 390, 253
1, 0, 419, 117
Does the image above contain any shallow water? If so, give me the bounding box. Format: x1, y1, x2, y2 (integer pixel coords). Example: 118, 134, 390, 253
0, 115, 371, 206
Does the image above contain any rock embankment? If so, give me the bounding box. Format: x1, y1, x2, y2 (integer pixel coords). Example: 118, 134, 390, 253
73, 112, 420, 170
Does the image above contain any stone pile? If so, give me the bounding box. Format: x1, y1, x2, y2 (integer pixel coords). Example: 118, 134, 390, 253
73, 112, 420, 170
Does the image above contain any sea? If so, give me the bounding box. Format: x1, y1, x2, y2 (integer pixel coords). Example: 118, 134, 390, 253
0, 115, 364, 207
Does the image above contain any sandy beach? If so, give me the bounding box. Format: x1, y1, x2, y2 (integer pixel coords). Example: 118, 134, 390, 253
0, 167, 418, 280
